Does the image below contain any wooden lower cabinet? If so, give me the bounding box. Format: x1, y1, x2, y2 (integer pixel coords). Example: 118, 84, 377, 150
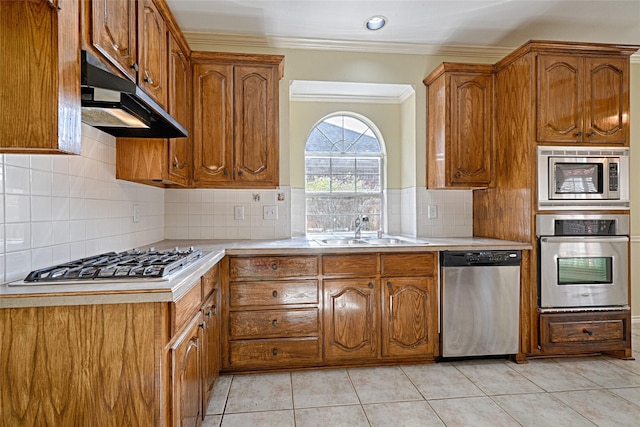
171, 312, 204, 427
382, 277, 437, 359
539, 310, 632, 355
323, 278, 379, 361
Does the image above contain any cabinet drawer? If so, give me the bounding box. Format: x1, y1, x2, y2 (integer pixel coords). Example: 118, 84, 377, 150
230, 309, 319, 339
202, 264, 219, 298
229, 337, 321, 369
229, 280, 319, 307
381, 253, 435, 277
540, 311, 631, 354
323, 254, 377, 276
229, 256, 318, 280
171, 279, 203, 335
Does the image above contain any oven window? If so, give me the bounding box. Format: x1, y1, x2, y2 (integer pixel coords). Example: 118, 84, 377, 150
554, 163, 603, 194
557, 257, 612, 284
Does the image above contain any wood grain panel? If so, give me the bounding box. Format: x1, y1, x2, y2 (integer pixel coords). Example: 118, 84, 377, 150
230, 308, 319, 339
138, 0, 167, 107
229, 337, 321, 369
0, 304, 159, 426
171, 279, 203, 336
229, 280, 319, 307
539, 310, 631, 354
229, 256, 318, 280
322, 254, 378, 276
380, 253, 435, 277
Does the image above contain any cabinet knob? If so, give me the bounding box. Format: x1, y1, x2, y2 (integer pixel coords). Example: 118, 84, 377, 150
582, 328, 593, 336
368, 282, 374, 289
199, 322, 205, 329
455, 172, 461, 178
223, 169, 229, 176
588, 131, 596, 137
131, 62, 139, 72
575, 131, 583, 137
238, 170, 243, 176
272, 290, 278, 297
272, 348, 278, 356
272, 264, 278, 271
272, 319, 278, 327
387, 281, 392, 289
206, 310, 212, 317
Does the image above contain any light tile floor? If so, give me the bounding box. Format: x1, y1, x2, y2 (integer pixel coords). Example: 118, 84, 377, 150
204, 323, 640, 426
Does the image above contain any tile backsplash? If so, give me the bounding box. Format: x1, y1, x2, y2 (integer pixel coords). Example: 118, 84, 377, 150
0, 125, 473, 284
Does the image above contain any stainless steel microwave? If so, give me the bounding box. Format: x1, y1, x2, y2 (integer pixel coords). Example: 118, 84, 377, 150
537, 146, 630, 210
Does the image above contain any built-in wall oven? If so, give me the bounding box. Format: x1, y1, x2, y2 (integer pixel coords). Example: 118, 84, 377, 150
537, 146, 630, 210
537, 214, 629, 309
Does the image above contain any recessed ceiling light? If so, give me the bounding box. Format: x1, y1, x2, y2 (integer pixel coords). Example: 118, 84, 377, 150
365, 15, 387, 31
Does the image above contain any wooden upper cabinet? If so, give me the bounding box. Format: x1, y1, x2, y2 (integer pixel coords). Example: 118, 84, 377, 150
166, 30, 191, 185
88, 0, 138, 82
191, 52, 284, 188
0, 0, 81, 154
424, 63, 493, 189
192, 62, 234, 184
138, 0, 167, 107
537, 54, 629, 144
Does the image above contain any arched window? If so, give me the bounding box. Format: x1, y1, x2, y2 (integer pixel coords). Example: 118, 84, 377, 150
305, 113, 385, 234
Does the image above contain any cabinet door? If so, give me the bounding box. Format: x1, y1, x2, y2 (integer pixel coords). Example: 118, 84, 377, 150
382, 277, 437, 359
167, 31, 190, 185
90, 0, 137, 81
138, 0, 167, 107
202, 292, 220, 416
537, 54, 583, 143
323, 279, 378, 361
192, 62, 234, 184
233, 64, 279, 186
171, 313, 203, 427
449, 73, 492, 185
583, 56, 629, 144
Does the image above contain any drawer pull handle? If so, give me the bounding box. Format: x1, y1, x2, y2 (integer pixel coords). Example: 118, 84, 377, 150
272, 290, 278, 297
272, 348, 278, 356
387, 281, 392, 289
583, 328, 593, 336
271, 264, 278, 270
368, 282, 374, 289
272, 319, 278, 327
199, 322, 205, 329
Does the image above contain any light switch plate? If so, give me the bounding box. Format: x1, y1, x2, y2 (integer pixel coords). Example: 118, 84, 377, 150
427, 205, 438, 219
263, 205, 278, 220
234, 205, 245, 220
133, 204, 140, 223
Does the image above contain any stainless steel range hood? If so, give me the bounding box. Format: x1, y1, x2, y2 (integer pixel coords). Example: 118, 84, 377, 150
80, 50, 188, 138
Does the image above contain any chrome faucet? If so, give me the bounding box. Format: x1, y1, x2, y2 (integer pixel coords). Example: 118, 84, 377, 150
354, 215, 369, 238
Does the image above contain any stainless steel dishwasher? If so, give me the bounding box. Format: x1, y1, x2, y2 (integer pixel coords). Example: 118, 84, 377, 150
440, 250, 521, 358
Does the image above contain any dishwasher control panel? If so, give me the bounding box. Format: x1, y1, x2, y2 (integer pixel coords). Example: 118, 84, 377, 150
441, 250, 521, 266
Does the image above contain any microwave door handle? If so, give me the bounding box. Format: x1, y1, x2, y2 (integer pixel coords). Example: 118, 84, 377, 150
541, 236, 629, 244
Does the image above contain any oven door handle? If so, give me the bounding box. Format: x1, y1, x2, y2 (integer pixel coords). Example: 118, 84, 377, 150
540, 236, 629, 244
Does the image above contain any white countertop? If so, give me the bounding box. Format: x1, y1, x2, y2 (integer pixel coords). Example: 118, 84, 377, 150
0, 236, 530, 308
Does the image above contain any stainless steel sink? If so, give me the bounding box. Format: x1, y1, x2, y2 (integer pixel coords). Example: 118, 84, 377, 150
315, 236, 426, 246
317, 238, 369, 245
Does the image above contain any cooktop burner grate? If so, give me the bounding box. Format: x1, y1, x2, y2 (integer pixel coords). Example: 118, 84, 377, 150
23, 247, 202, 283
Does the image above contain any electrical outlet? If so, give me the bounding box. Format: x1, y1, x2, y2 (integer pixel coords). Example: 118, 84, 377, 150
263, 205, 278, 220
234, 205, 245, 220
133, 204, 140, 223
427, 205, 438, 219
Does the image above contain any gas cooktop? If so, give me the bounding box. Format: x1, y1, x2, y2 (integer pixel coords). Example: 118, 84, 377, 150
15, 247, 202, 286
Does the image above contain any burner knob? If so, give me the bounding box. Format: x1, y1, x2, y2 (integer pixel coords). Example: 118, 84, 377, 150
188, 246, 194, 252
174, 246, 180, 253
149, 247, 156, 252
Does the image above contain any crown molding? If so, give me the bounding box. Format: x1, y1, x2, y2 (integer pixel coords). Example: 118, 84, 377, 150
184, 31, 640, 63
184, 31, 513, 59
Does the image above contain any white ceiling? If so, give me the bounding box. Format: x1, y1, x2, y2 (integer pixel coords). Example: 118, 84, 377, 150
166, 0, 640, 54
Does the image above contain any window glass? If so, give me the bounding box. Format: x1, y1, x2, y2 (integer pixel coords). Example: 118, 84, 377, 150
305, 114, 384, 234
